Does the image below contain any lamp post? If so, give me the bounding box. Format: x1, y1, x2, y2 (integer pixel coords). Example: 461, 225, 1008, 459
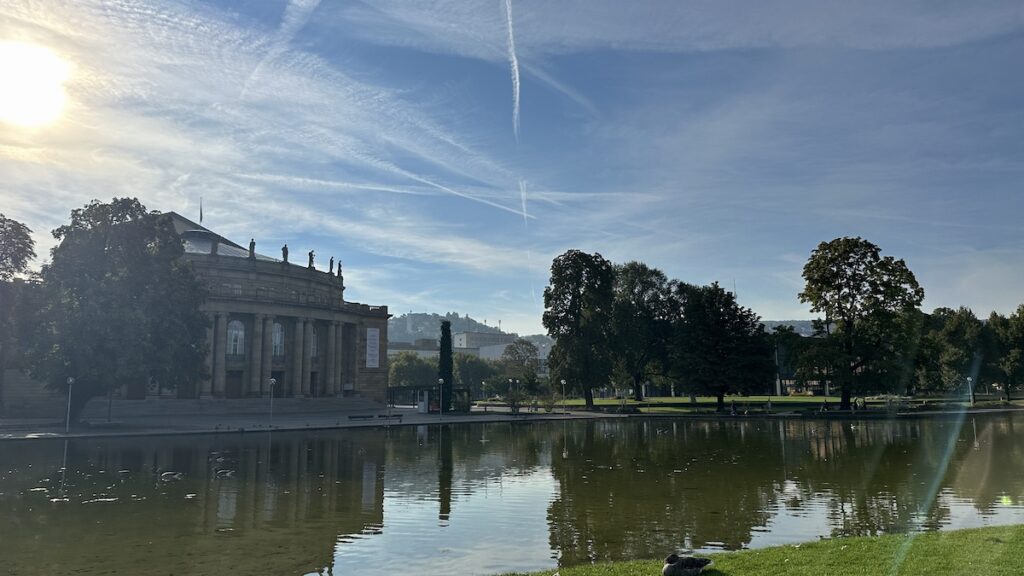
967, 376, 975, 407
268, 378, 277, 428
437, 378, 444, 420
65, 377, 75, 433
561, 379, 567, 414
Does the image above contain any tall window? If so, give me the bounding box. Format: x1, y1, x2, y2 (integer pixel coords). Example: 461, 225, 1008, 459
272, 323, 284, 357
227, 320, 245, 356
310, 326, 319, 357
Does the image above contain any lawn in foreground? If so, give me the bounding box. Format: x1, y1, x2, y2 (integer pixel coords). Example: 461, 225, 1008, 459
501, 525, 1024, 576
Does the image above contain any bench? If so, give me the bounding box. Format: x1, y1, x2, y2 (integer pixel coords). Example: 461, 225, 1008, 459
348, 414, 374, 420
377, 414, 403, 421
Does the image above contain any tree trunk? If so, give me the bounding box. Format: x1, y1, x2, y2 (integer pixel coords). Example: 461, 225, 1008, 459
716, 392, 725, 412
1006, 387, 1012, 403
584, 387, 594, 410
632, 376, 644, 402
840, 388, 851, 411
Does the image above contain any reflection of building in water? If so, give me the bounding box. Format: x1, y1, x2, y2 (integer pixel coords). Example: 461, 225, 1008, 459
0, 432, 386, 576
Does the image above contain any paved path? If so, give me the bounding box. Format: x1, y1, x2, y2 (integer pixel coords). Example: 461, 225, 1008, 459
0, 406, 608, 441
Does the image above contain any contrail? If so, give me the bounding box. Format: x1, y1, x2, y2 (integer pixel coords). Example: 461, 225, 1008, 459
518, 178, 529, 227
503, 0, 520, 142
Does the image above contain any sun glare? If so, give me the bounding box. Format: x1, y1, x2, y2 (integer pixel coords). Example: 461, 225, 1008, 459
0, 41, 71, 128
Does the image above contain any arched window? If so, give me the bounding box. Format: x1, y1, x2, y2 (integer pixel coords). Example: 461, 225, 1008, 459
227, 320, 245, 356
310, 326, 319, 357
272, 323, 284, 357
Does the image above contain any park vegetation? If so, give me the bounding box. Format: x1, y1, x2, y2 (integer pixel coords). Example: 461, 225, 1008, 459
4, 202, 1024, 418
543, 239, 1024, 411
0, 199, 208, 422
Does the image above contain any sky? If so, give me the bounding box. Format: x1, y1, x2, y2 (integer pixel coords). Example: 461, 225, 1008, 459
2, 0, 1023, 335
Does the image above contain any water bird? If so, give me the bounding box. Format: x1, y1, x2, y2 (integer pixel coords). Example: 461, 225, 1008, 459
663, 553, 712, 576
160, 471, 184, 482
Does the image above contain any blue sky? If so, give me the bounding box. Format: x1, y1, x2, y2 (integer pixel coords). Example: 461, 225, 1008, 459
2, 0, 1023, 334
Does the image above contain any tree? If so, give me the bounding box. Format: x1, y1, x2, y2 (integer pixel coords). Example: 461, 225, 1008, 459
0, 214, 36, 409
438, 319, 453, 412
670, 282, 774, 411
500, 338, 541, 393
987, 307, 1024, 401
799, 237, 924, 409
610, 262, 673, 401
453, 353, 496, 398
543, 250, 615, 409
389, 351, 438, 387
916, 307, 984, 398
0, 213, 35, 282
28, 198, 208, 423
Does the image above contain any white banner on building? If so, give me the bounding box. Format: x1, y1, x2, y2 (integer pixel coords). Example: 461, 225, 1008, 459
365, 327, 380, 368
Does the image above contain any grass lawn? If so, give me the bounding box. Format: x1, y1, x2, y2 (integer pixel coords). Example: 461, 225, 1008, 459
501, 525, 1024, 576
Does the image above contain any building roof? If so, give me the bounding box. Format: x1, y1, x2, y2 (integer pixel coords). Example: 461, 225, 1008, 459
165, 211, 278, 262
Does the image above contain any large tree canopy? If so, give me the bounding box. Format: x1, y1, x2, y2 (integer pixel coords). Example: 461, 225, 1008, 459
29, 198, 208, 423
610, 261, 673, 401
0, 213, 36, 409
670, 282, 774, 411
799, 237, 924, 409
543, 249, 614, 409
987, 306, 1024, 402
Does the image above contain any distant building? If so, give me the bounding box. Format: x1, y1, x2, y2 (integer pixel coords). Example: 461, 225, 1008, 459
453, 331, 518, 349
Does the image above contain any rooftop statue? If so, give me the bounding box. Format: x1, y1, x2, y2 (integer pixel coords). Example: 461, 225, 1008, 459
282, 244, 288, 263
308, 249, 315, 269
329, 256, 334, 274
248, 238, 255, 259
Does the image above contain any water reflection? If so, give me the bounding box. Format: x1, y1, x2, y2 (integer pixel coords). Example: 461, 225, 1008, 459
1, 415, 1023, 575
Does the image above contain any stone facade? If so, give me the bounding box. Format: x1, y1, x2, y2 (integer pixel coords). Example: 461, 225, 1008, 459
172, 213, 390, 403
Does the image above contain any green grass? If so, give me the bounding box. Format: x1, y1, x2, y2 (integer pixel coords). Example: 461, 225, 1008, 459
501, 525, 1024, 576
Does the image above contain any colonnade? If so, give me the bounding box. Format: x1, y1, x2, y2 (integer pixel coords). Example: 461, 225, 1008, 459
201, 312, 352, 397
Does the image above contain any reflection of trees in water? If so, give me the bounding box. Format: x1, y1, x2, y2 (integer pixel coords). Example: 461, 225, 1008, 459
4, 416, 1024, 574
547, 415, 1024, 567
547, 419, 784, 564
951, 415, 1024, 512
0, 431, 386, 576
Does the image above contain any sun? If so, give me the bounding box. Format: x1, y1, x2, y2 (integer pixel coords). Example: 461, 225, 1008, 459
0, 41, 71, 128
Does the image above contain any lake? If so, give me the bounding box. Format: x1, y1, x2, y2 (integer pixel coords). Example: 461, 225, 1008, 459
2, 414, 1023, 575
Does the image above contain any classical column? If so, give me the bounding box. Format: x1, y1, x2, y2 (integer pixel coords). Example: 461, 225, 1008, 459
335, 323, 345, 395
326, 321, 337, 397
261, 315, 273, 396
302, 319, 314, 396
249, 314, 264, 395
213, 313, 227, 397
292, 318, 305, 397
201, 321, 214, 397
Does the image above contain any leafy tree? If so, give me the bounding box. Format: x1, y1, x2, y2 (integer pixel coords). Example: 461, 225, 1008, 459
916, 307, 984, 398
28, 198, 208, 423
438, 319, 453, 412
0, 214, 36, 409
389, 351, 438, 387
670, 282, 774, 411
543, 250, 615, 409
500, 338, 541, 393
0, 213, 35, 282
799, 237, 924, 409
453, 353, 496, 398
987, 307, 1024, 401
610, 262, 674, 400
